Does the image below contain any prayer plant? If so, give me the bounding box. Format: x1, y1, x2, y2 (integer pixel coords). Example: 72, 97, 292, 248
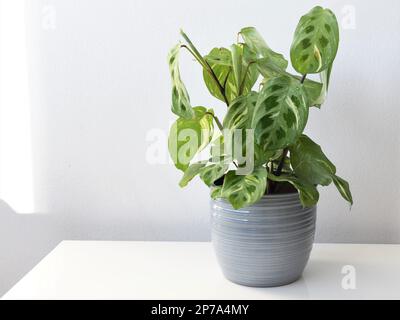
167, 6, 353, 209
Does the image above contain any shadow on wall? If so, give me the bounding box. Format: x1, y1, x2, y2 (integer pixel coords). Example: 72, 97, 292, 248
0, 201, 62, 297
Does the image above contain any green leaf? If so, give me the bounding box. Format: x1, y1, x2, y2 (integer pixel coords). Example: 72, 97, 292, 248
257, 57, 287, 81
231, 44, 243, 93
210, 135, 225, 160
179, 160, 208, 187
289, 134, 336, 186
252, 75, 309, 151
210, 185, 222, 200
203, 48, 236, 104
231, 44, 259, 96
221, 168, 267, 209
168, 44, 193, 119
332, 175, 353, 205
269, 173, 319, 207
290, 6, 339, 74
257, 61, 324, 108
301, 77, 324, 108
240, 45, 259, 94
203, 45, 258, 104
223, 92, 258, 130
223, 92, 265, 169
240, 27, 288, 71
168, 107, 214, 172
314, 62, 333, 107
199, 160, 230, 187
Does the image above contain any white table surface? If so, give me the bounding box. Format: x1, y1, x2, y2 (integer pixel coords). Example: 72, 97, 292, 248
2, 241, 400, 300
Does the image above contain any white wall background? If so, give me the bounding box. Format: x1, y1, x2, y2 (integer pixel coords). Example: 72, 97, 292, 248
1, 0, 399, 295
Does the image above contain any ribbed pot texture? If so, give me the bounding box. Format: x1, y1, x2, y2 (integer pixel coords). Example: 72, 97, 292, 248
211, 192, 316, 287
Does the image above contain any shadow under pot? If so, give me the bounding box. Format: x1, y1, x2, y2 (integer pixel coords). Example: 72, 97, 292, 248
210, 192, 316, 287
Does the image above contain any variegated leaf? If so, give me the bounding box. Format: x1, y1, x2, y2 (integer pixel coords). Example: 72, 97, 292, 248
252, 75, 309, 151
290, 6, 339, 74
221, 168, 267, 209
203, 48, 235, 103
167, 43, 193, 119
168, 107, 214, 172
223, 92, 258, 130
199, 160, 230, 187
240, 27, 288, 71
210, 185, 222, 200
203, 45, 258, 104
332, 174, 353, 205
179, 160, 208, 187
257, 60, 323, 108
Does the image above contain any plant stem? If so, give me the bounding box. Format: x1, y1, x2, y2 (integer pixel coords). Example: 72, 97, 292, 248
206, 112, 223, 132
239, 61, 256, 95
300, 74, 307, 84
181, 44, 229, 107
275, 148, 289, 176
204, 60, 230, 106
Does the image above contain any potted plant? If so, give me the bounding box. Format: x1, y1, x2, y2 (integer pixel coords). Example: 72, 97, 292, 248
167, 6, 353, 287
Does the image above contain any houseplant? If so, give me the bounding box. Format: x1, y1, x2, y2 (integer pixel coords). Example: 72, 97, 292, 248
167, 6, 353, 287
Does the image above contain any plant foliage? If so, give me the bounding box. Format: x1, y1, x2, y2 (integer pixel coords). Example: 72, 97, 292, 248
167, 6, 352, 209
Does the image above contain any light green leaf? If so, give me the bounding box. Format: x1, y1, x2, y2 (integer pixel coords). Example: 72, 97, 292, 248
269, 173, 319, 207
313, 62, 333, 107
221, 168, 267, 209
231, 44, 259, 96
252, 75, 309, 151
168, 107, 214, 172
223, 92, 265, 168
290, 6, 339, 74
301, 77, 324, 107
257, 57, 286, 81
257, 61, 324, 108
168, 44, 193, 119
199, 160, 230, 187
210, 135, 225, 160
203, 45, 258, 104
240, 27, 288, 71
211, 185, 222, 200
289, 134, 336, 186
203, 48, 236, 104
223, 92, 258, 130
179, 160, 208, 187
231, 44, 243, 93
332, 174, 353, 205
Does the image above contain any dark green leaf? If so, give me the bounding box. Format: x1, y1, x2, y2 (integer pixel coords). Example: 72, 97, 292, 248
289, 134, 336, 186
269, 173, 319, 207
332, 174, 353, 205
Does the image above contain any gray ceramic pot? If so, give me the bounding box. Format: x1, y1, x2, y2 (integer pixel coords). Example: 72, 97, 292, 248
211, 192, 316, 287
